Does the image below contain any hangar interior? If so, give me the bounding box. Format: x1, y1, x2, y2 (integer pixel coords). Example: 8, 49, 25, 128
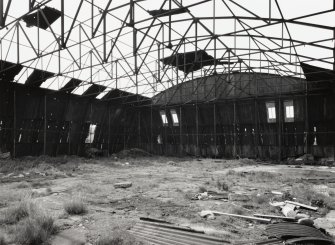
0, 0, 334, 160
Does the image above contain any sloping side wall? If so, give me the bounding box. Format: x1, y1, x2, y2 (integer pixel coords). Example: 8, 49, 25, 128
0, 82, 145, 157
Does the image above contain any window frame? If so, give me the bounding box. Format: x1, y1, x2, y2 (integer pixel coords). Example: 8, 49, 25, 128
266, 101, 276, 123
85, 123, 97, 143
160, 110, 168, 126
170, 109, 179, 126
284, 100, 294, 122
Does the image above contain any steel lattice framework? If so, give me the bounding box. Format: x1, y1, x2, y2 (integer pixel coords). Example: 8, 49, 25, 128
0, 0, 334, 102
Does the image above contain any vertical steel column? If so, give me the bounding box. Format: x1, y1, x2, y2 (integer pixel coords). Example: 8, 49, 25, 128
179, 106, 182, 156
214, 103, 217, 158
68, 121, 71, 155
115, 60, 118, 89
157, 43, 161, 83
150, 104, 153, 153
43, 95, 47, 155
58, 44, 61, 74
278, 96, 282, 161
90, 50, 93, 83
138, 109, 141, 148
269, 0, 272, 24
123, 107, 126, 150
254, 99, 258, 158
196, 104, 199, 157
13, 89, 16, 158
37, 10, 40, 55
168, 0, 172, 47
0, 0, 3, 28
103, 11, 106, 62
108, 103, 110, 157
61, 0, 65, 48
91, 0, 94, 37
233, 101, 236, 158
79, 24, 82, 68
305, 77, 309, 154
16, 23, 19, 63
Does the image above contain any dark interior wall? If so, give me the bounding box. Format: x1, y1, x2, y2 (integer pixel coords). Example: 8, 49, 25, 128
0, 82, 143, 157
1, 71, 334, 160
149, 93, 335, 159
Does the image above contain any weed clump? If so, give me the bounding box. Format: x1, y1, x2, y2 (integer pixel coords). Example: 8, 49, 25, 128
64, 198, 87, 215
0, 236, 7, 245
0, 199, 56, 245
216, 179, 229, 191
96, 231, 143, 245
1, 200, 33, 225
14, 215, 56, 245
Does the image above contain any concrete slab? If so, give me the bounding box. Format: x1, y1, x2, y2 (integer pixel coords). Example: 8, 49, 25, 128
51, 228, 86, 245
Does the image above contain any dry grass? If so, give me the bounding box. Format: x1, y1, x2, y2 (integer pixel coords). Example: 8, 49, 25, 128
96, 231, 143, 245
228, 206, 245, 215
14, 215, 56, 245
216, 179, 229, 191
0, 236, 7, 245
1, 199, 33, 225
292, 184, 335, 210
64, 198, 87, 215
31, 180, 52, 188
16, 182, 31, 189
0, 198, 56, 245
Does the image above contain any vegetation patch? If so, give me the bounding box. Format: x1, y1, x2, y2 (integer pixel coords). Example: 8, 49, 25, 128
64, 198, 87, 215
96, 231, 143, 245
1, 199, 33, 225
0, 236, 7, 245
14, 215, 56, 245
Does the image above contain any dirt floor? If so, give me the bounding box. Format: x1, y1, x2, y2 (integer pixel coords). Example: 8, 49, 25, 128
0, 154, 335, 244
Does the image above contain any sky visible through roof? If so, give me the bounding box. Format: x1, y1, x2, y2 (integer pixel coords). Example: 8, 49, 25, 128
0, 0, 334, 99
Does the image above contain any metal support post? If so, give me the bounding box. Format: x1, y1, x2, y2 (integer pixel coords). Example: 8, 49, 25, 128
13, 89, 16, 158
61, 0, 65, 48
43, 95, 47, 155
214, 103, 217, 158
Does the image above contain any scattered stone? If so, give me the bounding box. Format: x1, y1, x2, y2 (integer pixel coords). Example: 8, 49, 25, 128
281, 203, 297, 218
314, 210, 335, 237
51, 228, 86, 245
271, 191, 283, 195
295, 154, 314, 164
298, 217, 314, 226
295, 213, 310, 219
0, 152, 10, 159
5, 173, 14, 178
167, 161, 177, 166
228, 193, 250, 202
114, 182, 132, 189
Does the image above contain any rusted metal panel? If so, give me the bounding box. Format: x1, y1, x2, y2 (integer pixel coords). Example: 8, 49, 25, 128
130, 220, 230, 245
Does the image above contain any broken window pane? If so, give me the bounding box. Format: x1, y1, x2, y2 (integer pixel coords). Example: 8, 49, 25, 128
284, 100, 294, 122
85, 124, 97, 143
266, 102, 276, 123
170, 109, 179, 126
160, 111, 168, 126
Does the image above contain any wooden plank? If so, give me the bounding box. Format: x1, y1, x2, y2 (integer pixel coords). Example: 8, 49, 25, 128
253, 213, 296, 221
202, 210, 271, 223
284, 201, 318, 211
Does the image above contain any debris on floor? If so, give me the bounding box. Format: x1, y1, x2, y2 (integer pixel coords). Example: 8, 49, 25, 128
0, 152, 10, 159
129, 218, 230, 245
114, 182, 132, 189
191, 190, 228, 200
200, 210, 271, 223
295, 154, 315, 164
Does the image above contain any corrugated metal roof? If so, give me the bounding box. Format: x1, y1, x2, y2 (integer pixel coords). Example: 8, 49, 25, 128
129, 220, 230, 245
265, 223, 330, 240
